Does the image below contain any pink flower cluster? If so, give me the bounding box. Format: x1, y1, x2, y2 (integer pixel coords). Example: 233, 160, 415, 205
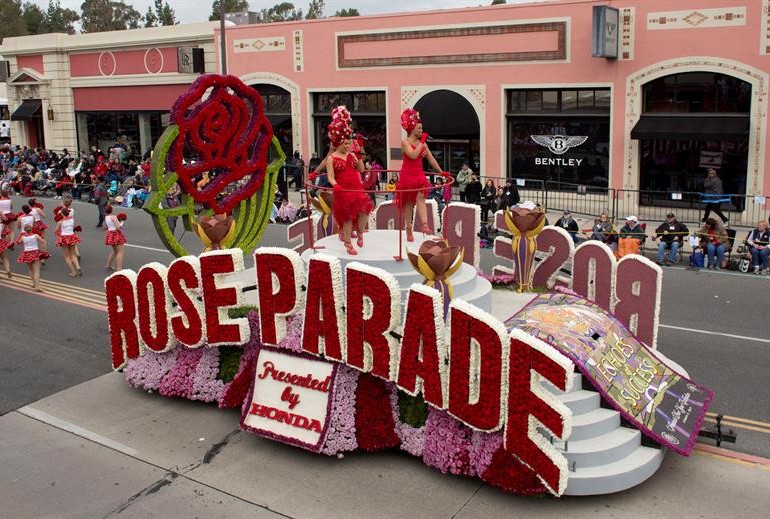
124, 348, 179, 390
422, 409, 473, 475
388, 386, 425, 457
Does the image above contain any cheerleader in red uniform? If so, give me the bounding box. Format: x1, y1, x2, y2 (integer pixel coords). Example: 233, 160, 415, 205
327, 107, 373, 255
18, 205, 51, 262
55, 197, 80, 259
396, 109, 444, 241
0, 218, 13, 278
16, 224, 46, 291
0, 188, 15, 224
104, 205, 126, 271
28, 198, 48, 236
55, 207, 82, 277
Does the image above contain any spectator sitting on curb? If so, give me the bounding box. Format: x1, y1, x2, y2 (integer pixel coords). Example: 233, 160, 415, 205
556, 210, 579, 242
698, 217, 729, 270
654, 212, 688, 266
747, 220, 770, 275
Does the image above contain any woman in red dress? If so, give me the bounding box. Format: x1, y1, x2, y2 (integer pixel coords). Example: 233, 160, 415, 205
104, 205, 127, 270
55, 207, 82, 277
327, 108, 373, 255
396, 109, 444, 241
16, 224, 46, 291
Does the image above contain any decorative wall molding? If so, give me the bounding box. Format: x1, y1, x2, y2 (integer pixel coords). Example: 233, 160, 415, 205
647, 7, 746, 30
233, 37, 286, 53
98, 51, 116, 76
761, 0, 770, 54
293, 30, 304, 72
338, 20, 568, 69
623, 57, 768, 195
144, 48, 164, 74
620, 7, 635, 60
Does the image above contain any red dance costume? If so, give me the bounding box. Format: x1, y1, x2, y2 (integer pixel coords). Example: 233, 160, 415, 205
56, 216, 81, 247
395, 144, 430, 207
332, 153, 373, 224
104, 215, 126, 245
32, 207, 48, 235
16, 232, 43, 264
0, 222, 12, 254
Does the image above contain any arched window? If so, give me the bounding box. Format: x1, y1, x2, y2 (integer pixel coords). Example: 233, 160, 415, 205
643, 72, 750, 114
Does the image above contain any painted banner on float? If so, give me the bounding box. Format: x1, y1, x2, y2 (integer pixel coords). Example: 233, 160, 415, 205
505, 290, 713, 456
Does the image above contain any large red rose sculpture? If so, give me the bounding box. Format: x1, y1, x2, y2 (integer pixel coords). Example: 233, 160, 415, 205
169, 75, 274, 215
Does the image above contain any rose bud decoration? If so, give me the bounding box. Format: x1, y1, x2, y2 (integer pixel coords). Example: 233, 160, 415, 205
503, 203, 546, 292
407, 238, 464, 318
310, 190, 336, 238
194, 214, 235, 251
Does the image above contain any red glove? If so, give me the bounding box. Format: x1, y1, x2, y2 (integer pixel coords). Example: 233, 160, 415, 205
309, 171, 318, 181
441, 171, 452, 178
420, 132, 430, 144
333, 183, 342, 194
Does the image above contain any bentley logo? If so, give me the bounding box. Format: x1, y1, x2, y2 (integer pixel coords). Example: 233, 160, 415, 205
531, 135, 588, 155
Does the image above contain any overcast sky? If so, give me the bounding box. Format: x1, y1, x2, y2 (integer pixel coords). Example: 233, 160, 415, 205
28, 1, 536, 25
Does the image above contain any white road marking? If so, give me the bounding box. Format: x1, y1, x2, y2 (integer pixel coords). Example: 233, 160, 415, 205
659, 324, 770, 344
17, 406, 139, 457
125, 244, 172, 253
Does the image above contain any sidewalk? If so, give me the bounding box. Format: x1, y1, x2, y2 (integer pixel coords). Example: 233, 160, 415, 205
2, 373, 768, 518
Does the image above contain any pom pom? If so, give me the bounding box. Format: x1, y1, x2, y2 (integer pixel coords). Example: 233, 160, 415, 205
74, 225, 82, 233
117, 213, 128, 222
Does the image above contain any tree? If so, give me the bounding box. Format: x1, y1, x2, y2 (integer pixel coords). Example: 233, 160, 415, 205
0, 0, 28, 42
305, 0, 324, 19
209, 0, 249, 21
22, 2, 46, 35
144, 6, 157, 27
491, 0, 507, 4
155, 0, 177, 26
81, 0, 143, 32
260, 2, 302, 22
45, 0, 80, 34
334, 8, 359, 17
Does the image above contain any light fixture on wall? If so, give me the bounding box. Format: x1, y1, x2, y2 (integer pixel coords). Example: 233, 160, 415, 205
47, 106, 55, 121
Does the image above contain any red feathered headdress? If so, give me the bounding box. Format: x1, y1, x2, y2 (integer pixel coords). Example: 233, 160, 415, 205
327, 118, 352, 148
400, 108, 421, 133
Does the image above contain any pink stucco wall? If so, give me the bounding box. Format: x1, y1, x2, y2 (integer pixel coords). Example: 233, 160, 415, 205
16, 54, 44, 74
219, 0, 770, 191
73, 84, 188, 111
70, 47, 179, 77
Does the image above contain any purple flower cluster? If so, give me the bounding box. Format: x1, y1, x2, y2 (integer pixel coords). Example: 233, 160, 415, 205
278, 314, 305, 353
124, 348, 179, 391
476, 269, 516, 286
159, 348, 204, 398
190, 347, 226, 402
469, 430, 503, 476
422, 409, 474, 475
388, 386, 425, 457
321, 365, 359, 456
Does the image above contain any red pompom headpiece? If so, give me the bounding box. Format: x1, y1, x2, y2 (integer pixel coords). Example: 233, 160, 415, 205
327, 118, 352, 148
400, 108, 421, 133
331, 105, 352, 125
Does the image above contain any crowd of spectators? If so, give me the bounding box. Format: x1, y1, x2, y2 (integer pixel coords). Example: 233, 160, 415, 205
0, 143, 151, 209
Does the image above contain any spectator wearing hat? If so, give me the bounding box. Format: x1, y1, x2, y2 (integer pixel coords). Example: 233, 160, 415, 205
617, 215, 645, 258
654, 213, 689, 266
557, 210, 579, 242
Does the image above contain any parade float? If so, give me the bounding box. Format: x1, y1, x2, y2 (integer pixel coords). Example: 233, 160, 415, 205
106, 74, 713, 497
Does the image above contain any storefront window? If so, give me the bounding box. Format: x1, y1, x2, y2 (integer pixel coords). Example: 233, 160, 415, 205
312, 91, 386, 163
506, 88, 610, 187
638, 72, 750, 207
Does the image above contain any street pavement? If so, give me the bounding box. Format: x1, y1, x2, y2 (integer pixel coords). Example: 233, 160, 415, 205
2, 194, 770, 517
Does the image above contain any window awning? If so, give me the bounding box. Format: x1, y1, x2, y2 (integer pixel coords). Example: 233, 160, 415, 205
10, 99, 42, 121
631, 115, 749, 141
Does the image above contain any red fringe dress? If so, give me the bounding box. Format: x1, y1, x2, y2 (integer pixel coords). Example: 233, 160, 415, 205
104, 215, 126, 246
395, 144, 430, 207
331, 153, 373, 225
16, 232, 44, 263
0, 222, 12, 254
56, 216, 81, 247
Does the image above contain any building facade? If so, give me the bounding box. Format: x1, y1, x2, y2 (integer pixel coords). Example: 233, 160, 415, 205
1, 1, 769, 220
0, 22, 217, 156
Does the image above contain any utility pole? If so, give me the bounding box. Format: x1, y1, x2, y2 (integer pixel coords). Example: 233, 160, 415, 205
219, 3, 228, 75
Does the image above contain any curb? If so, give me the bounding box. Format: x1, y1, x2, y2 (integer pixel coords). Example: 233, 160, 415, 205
694, 442, 770, 467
